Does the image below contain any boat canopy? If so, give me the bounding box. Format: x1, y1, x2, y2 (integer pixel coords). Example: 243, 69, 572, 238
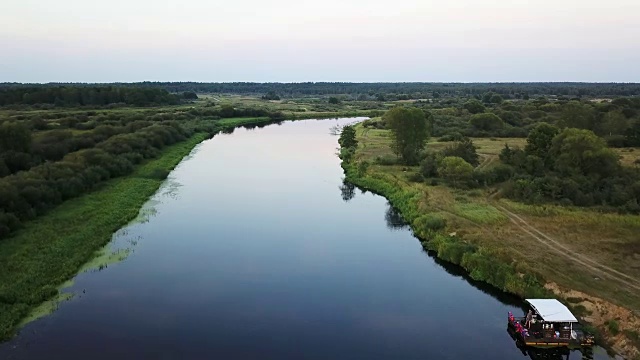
525, 299, 578, 323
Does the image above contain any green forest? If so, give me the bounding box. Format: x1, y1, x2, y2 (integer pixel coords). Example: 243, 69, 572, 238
3, 82, 640, 98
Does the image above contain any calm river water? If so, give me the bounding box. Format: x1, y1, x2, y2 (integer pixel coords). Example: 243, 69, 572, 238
0, 118, 612, 359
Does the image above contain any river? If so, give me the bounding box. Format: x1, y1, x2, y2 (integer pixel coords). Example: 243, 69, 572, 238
0, 118, 613, 359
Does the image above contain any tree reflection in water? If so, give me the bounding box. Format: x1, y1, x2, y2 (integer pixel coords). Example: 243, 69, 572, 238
385, 202, 408, 231
339, 180, 356, 202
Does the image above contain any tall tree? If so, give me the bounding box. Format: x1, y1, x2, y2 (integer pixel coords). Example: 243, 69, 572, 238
338, 125, 358, 149
384, 107, 430, 165
602, 110, 630, 136
525, 122, 559, 167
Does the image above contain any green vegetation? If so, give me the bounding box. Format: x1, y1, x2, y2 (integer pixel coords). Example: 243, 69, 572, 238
438, 157, 474, 186
340, 103, 640, 358
606, 319, 620, 335
0, 86, 185, 107
384, 106, 431, 164
0, 133, 207, 340
23, 82, 639, 97
0, 86, 381, 341
2, 84, 640, 357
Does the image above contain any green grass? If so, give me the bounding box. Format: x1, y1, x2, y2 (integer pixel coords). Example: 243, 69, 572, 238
0, 133, 208, 340
453, 203, 508, 224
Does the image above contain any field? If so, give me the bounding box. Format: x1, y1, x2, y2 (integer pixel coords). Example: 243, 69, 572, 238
349, 124, 640, 357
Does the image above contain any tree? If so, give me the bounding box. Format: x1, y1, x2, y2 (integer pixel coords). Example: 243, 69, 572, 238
338, 125, 358, 149
463, 99, 485, 114
420, 152, 441, 177
482, 92, 494, 103
602, 110, 630, 136
384, 107, 431, 165
550, 128, 620, 178
469, 113, 504, 131
262, 91, 280, 100
560, 101, 595, 130
442, 138, 479, 166
438, 156, 474, 186
182, 91, 198, 100
219, 104, 235, 118
328, 97, 340, 104
339, 180, 356, 202
490, 94, 504, 104
525, 122, 559, 167
626, 121, 640, 146
0, 122, 32, 153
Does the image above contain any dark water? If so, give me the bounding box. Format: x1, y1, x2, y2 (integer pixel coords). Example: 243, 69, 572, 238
0, 119, 613, 360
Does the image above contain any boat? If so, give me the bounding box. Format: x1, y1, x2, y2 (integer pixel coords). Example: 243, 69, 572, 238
507, 299, 595, 349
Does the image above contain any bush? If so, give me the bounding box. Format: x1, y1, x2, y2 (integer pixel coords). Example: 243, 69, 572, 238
605, 135, 627, 148
375, 155, 397, 165
420, 152, 440, 177
438, 133, 465, 142
605, 319, 620, 335
414, 214, 446, 232
407, 172, 424, 183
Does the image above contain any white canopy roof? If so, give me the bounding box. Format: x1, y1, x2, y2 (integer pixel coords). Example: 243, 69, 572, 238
525, 299, 578, 323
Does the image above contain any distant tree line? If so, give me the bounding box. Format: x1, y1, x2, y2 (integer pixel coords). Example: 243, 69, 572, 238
406, 94, 640, 144
3, 82, 640, 97
0, 86, 189, 107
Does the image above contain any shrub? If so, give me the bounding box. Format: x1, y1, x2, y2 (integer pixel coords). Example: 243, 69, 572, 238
605, 319, 620, 335
420, 152, 441, 177
407, 172, 424, 183
375, 155, 397, 166
414, 214, 446, 232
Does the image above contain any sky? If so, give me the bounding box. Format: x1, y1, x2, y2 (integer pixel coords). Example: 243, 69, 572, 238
1, 0, 639, 83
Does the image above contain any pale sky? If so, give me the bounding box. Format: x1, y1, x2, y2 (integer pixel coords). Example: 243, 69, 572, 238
1, 0, 639, 83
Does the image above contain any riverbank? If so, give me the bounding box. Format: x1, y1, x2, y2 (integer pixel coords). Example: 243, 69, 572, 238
341, 124, 640, 359
0, 132, 211, 340
0, 114, 371, 342
0, 114, 293, 341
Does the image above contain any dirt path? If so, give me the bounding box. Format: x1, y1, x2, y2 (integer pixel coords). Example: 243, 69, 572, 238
476, 154, 496, 170
488, 194, 640, 292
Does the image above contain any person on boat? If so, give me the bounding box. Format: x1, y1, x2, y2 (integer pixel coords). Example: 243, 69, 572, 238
525, 309, 533, 328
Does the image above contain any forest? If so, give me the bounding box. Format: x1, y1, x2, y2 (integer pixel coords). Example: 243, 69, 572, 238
0, 86, 197, 107
3, 82, 640, 98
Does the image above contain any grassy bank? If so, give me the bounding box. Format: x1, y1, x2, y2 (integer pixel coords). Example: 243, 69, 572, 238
342, 124, 640, 358
0, 132, 210, 340
341, 160, 549, 299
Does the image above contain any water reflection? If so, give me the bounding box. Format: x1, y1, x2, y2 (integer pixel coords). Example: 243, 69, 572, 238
384, 202, 409, 230
507, 327, 596, 360
339, 180, 356, 202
